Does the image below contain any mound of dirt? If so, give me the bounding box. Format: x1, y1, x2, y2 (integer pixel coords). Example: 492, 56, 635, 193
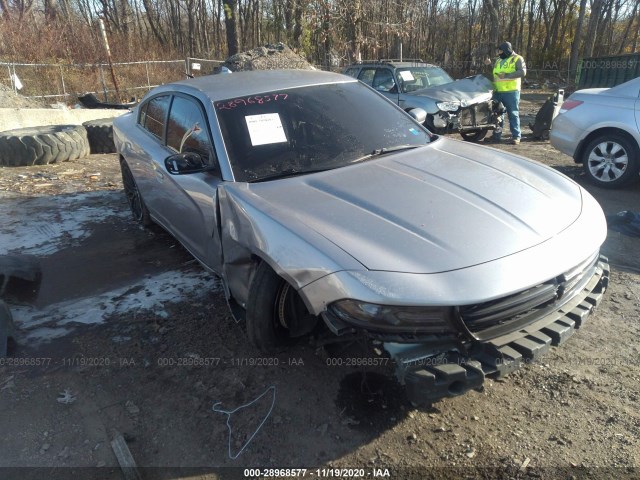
223, 43, 314, 71
0, 83, 47, 109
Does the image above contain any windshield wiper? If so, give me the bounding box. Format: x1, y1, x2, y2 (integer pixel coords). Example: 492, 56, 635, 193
350, 144, 421, 164
250, 166, 338, 183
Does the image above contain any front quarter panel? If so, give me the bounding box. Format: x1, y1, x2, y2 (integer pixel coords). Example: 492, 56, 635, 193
398, 93, 439, 114
218, 183, 365, 309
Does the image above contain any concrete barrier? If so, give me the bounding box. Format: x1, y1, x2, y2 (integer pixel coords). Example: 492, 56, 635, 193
0, 108, 127, 132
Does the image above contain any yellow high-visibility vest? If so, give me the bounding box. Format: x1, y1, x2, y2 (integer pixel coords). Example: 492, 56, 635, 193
493, 55, 523, 92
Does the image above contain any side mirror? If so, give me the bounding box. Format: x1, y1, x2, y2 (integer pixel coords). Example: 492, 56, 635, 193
165, 152, 214, 175
408, 108, 427, 124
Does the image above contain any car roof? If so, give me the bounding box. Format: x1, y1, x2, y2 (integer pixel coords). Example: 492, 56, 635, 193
348, 61, 439, 69
164, 69, 356, 102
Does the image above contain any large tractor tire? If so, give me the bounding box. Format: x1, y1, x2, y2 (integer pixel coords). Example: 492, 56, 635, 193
0, 125, 90, 166
83, 118, 116, 154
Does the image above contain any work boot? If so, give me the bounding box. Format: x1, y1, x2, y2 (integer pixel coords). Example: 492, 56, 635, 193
511, 138, 521, 145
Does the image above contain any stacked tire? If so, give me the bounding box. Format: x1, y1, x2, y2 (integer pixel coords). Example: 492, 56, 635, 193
0, 125, 90, 166
83, 118, 116, 154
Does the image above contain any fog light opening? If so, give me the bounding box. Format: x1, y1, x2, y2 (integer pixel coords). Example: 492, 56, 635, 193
448, 381, 466, 396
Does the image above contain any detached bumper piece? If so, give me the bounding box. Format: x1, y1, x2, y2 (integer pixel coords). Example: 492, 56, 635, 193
459, 102, 492, 128
392, 256, 610, 406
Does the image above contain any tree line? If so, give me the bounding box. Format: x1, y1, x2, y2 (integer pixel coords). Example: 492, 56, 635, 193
0, 0, 638, 80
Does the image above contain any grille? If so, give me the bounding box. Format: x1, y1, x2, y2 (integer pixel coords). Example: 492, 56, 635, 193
459, 102, 492, 127
459, 253, 599, 334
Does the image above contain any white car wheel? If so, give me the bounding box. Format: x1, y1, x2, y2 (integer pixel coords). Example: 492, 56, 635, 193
582, 134, 640, 188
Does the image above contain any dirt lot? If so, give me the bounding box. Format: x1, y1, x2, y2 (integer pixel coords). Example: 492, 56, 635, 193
0, 95, 639, 480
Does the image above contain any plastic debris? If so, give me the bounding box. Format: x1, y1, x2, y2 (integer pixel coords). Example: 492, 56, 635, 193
606, 211, 640, 238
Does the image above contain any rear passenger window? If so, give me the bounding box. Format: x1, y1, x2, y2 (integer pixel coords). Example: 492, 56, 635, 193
142, 95, 170, 140
138, 102, 148, 126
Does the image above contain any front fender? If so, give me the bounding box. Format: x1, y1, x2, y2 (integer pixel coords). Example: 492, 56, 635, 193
217, 184, 364, 309
400, 93, 439, 114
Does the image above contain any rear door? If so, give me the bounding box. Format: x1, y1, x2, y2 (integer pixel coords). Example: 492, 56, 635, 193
131, 94, 172, 226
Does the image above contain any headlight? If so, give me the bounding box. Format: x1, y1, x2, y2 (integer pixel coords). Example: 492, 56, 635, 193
328, 299, 455, 333
436, 101, 460, 112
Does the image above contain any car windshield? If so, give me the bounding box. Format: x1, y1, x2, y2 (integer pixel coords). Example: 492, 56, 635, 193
214, 82, 432, 182
396, 66, 454, 93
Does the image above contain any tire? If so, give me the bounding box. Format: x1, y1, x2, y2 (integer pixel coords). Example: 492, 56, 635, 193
460, 130, 488, 142
83, 118, 116, 154
120, 159, 152, 226
582, 133, 640, 189
0, 125, 90, 166
246, 262, 314, 352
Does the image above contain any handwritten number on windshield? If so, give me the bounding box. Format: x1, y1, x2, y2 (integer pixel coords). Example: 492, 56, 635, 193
216, 94, 288, 110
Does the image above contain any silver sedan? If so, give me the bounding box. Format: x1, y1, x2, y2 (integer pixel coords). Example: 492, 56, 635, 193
114, 70, 609, 405
550, 77, 640, 188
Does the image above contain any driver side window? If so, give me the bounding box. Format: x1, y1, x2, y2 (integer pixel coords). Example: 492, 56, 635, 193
372, 69, 397, 92
166, 95, 216, 165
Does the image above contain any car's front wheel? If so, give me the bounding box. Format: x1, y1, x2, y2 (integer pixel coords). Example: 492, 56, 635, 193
120, 159, 152, 226
460, 130, 488, 142
246, 262, 317, 352
582, 133, 640, 188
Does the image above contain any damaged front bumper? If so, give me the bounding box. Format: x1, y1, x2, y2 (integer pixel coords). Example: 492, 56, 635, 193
323, 255, 610, 406
389, 256, 609, 405
429, 100, 498, 134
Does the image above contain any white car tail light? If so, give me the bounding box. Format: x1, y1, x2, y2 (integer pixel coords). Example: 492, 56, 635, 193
559, 99, 583, 113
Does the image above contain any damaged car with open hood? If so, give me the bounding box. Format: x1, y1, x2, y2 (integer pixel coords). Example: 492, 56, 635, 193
113, 70, 609, 406
344, 60, 499, 141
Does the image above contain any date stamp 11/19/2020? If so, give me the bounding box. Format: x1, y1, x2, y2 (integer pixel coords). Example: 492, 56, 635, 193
0, 355, 309, 368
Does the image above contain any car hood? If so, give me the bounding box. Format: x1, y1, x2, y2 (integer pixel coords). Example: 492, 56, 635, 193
242, 138, 583, 274
410, 75, 493, 105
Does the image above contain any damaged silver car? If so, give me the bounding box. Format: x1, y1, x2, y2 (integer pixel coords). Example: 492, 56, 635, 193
113, 70, 609, 405
344, 60, 498, 141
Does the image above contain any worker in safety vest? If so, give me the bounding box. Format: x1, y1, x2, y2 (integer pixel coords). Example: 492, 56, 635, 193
485, 41, 527, 145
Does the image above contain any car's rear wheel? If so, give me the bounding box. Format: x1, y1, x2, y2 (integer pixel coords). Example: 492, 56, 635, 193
120, 159, 152, 226
460, 130, 488, 142
582, 133, 640, 188
246, 262, 316, 352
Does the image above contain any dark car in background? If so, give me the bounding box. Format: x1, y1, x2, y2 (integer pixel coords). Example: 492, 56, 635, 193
344, 60, 498, 141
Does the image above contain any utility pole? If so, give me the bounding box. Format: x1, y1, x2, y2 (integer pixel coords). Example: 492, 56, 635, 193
99, 18, 121, 101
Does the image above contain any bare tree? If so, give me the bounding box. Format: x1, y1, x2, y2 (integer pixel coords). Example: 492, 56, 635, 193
223, 0, 240, 55
584, 0, 604, 57
485, 0, 500, 47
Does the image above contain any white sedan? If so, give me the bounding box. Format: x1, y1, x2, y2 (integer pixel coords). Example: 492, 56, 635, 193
550, 77, 640, 188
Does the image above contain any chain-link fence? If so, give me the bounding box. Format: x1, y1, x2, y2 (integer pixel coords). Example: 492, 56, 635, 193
2, 57, 570, 106
1, 58, 223, 104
